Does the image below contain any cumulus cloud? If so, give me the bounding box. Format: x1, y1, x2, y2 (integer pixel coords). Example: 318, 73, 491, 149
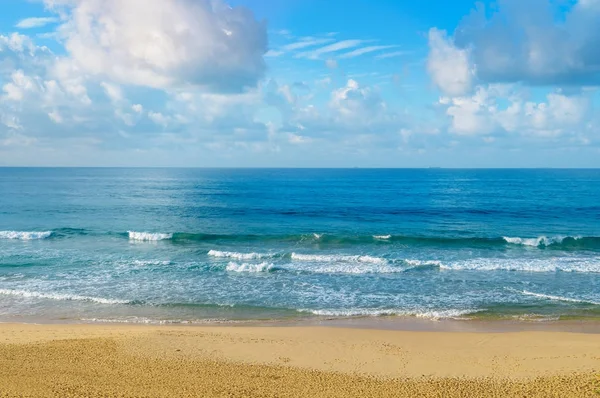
452, 0, 600, 85
427, 28, 474, 96
440, 85, 591, 137
45, 0, 268, 92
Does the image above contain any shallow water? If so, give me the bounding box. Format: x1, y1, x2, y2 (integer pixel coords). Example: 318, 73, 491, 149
1, 168, 599, 324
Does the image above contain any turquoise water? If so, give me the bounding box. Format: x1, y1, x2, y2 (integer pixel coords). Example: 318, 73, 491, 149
1, 168, 599, 324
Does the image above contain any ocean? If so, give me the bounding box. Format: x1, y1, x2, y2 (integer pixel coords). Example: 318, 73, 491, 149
1, 168, 599, 324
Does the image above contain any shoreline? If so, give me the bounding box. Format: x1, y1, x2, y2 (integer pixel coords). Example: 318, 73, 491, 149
0, 322, 599, 397
4, 313, 600, 334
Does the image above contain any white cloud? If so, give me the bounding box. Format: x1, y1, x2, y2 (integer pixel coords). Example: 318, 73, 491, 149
148, 111, 171, 127
427, 28, 474, 96
375, 51, 410, 60
282, 37, 334, 51
0, 33, 36, 54
48, 110, 63, 123
46, 0, 268, 92
15, 17, 60, 29
452, 0, 600, 85
295, 40, 365, 59
265, 50, 284, 57
338, 45, 397, 59
2, 70, 39, 101
100, 82, 123, 103
132, 104, 143, 113
325, 59, 338, 69
440, 85, 591, 137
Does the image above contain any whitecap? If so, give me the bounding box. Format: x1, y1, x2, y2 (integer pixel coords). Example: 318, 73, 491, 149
128, 231, 173, 241
208, 250, 276, 260
225, 262, 274, 273
439, 257, 600, 273
0, 231, 52, 240
404, 259, 443, 268
291, 253, 388, 265
373, 235, 392, 240
503, 236, 571, 247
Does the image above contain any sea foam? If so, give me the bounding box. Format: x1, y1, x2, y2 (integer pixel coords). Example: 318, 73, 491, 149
208, 250, 277, 260
373, 235, 392, 240
511, 289, 600, 305
128, 231, 173, 241
440, 257, 600, 273
302, 308, 477, 320
0, 231, 52, 240
0, 288, 128, 305
225, 262, 275, 273
291, 253, 388, 265
503, 236, 575, 247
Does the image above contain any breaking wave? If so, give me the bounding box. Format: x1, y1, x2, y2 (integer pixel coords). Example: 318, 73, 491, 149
128, 231, 173, 241
208, 250, 278, 260
0, 231, 52, 240
225, 262, 276, 273
301, 308, 478, 320
291, 253, 388, 264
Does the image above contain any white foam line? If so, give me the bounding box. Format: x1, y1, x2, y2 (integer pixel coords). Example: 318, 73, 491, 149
208, 250, 276, 260
373, 235, 392, 240
513, 289, 600, 305
301, 308, 478, 320
503, 236, 581, 247
291, 253, 388, 264
128, 231, 173, 241
0, 289, 128, 305
0, 231, 52, 240
225, 262, 275, 273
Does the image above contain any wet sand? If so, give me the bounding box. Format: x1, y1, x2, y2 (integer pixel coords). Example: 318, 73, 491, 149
0, 323, 598, 397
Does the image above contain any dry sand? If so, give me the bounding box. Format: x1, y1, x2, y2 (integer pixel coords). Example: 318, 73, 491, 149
0, 323, 598, 397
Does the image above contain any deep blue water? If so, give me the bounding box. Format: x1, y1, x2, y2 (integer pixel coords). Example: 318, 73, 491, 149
0, 168, 599, 323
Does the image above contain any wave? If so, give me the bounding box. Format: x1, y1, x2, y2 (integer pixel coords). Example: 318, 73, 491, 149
511, 289, 600, 305
128, 231, 173, 241
225, 262, 275, 273
503, 236, 570, 247
3, 228, 600, 250
373, 235, 392, 240
440, 257, 600, 273
208, 250, 278, 260
291, 253, 388, 264
301, 308, 478, 320
403, 259, 443, 271
289, 263, 403, 275
0, 231, 53, 240
0, 288, 129, 305
130, 260, 172, 267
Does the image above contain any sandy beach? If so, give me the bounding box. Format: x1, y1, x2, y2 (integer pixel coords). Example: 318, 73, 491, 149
0, 323, 598, 397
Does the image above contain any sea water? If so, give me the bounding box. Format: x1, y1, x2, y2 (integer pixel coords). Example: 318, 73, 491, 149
0, 168, 599, 324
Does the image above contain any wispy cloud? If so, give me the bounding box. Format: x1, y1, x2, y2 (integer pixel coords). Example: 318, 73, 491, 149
265, 50, 285, 57
283, 37, 335, 51
375, 50, 411, 60
15, 17, 59, 29
295, 40, 366, 59
339, 45, 397, 59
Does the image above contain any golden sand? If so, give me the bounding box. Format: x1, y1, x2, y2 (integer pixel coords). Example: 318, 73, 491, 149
0, 323, 598, 397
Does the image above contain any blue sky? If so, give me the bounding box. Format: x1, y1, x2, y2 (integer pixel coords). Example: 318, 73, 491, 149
0, 0, 599, 167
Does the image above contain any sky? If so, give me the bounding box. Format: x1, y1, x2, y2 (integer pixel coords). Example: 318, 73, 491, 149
0, 0, 599, 167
